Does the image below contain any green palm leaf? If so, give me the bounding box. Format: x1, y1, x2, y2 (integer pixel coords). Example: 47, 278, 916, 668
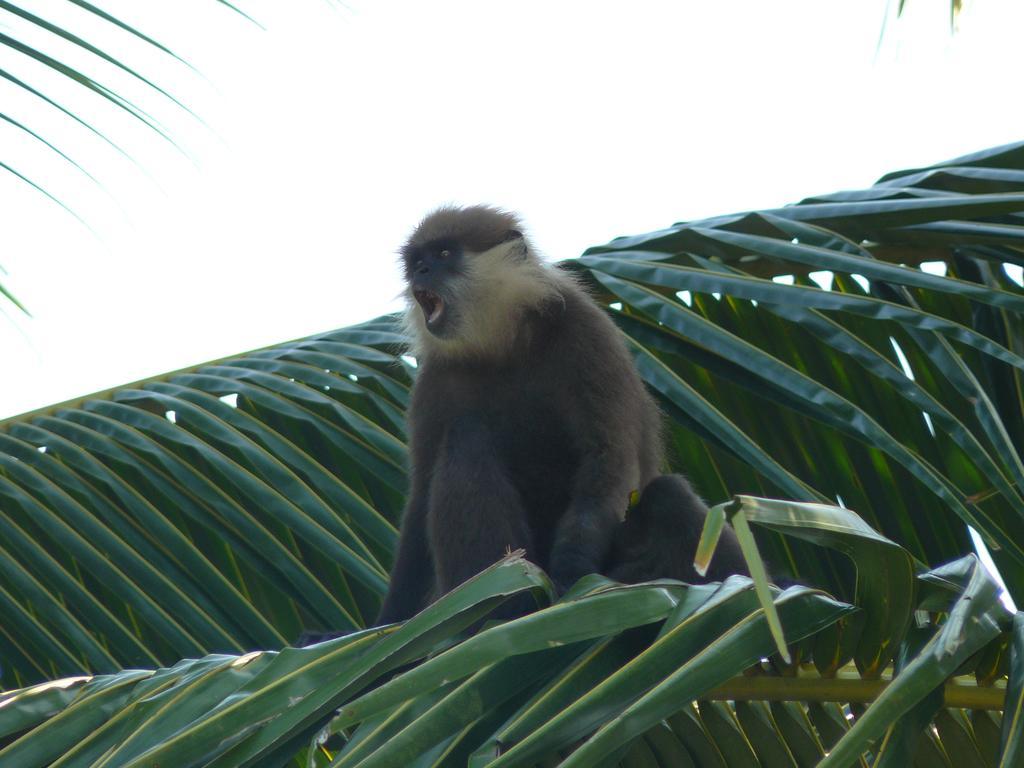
2, 143, 1024, 764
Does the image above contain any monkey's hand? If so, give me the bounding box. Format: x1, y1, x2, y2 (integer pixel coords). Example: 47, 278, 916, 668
548, 500, 620, 595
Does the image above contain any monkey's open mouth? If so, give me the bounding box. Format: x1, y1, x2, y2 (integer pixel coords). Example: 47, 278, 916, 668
413, 289, 445, 326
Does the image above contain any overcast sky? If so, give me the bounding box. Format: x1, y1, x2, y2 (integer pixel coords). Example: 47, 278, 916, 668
1, 0, 1023, 419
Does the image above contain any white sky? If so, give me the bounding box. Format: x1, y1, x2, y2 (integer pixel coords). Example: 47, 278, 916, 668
1, 0, 1023, 420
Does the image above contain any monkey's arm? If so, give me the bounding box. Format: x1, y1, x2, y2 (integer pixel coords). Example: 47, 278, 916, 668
376, 493, 433, 625
545, 304, 648, 593
426, 415, 534, 605
548, 440, 634, 593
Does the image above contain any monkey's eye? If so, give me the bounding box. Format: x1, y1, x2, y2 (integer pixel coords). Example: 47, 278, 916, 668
439, 249, 451, 260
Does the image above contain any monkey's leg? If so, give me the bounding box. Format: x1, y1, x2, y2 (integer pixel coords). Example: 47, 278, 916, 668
298, 505, 432, 640
427, 416, 535, 608
606, 474, 748, 583
548, 447, 634, 593
376, 493, 434, 625
297, 501, 433, 640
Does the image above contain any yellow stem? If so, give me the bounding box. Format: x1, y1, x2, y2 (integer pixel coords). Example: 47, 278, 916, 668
703, 671, 1006, 710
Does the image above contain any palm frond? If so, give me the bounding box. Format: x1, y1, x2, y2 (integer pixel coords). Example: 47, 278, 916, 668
0, 546, 1015, 767
2, 143, 1024, 764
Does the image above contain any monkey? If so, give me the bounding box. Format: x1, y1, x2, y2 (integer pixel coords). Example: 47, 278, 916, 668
373, 204, 748, 625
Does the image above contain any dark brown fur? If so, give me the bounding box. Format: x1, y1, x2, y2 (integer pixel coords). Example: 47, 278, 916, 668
401, 204, 522, 258
375, 205, 748, 624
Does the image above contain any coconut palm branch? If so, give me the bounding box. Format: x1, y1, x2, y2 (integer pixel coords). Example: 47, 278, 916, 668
1, 141, 1023, 765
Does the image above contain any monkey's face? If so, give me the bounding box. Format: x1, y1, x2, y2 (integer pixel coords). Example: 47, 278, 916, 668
400, 206, 561, 358
401, 237, 467, 339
